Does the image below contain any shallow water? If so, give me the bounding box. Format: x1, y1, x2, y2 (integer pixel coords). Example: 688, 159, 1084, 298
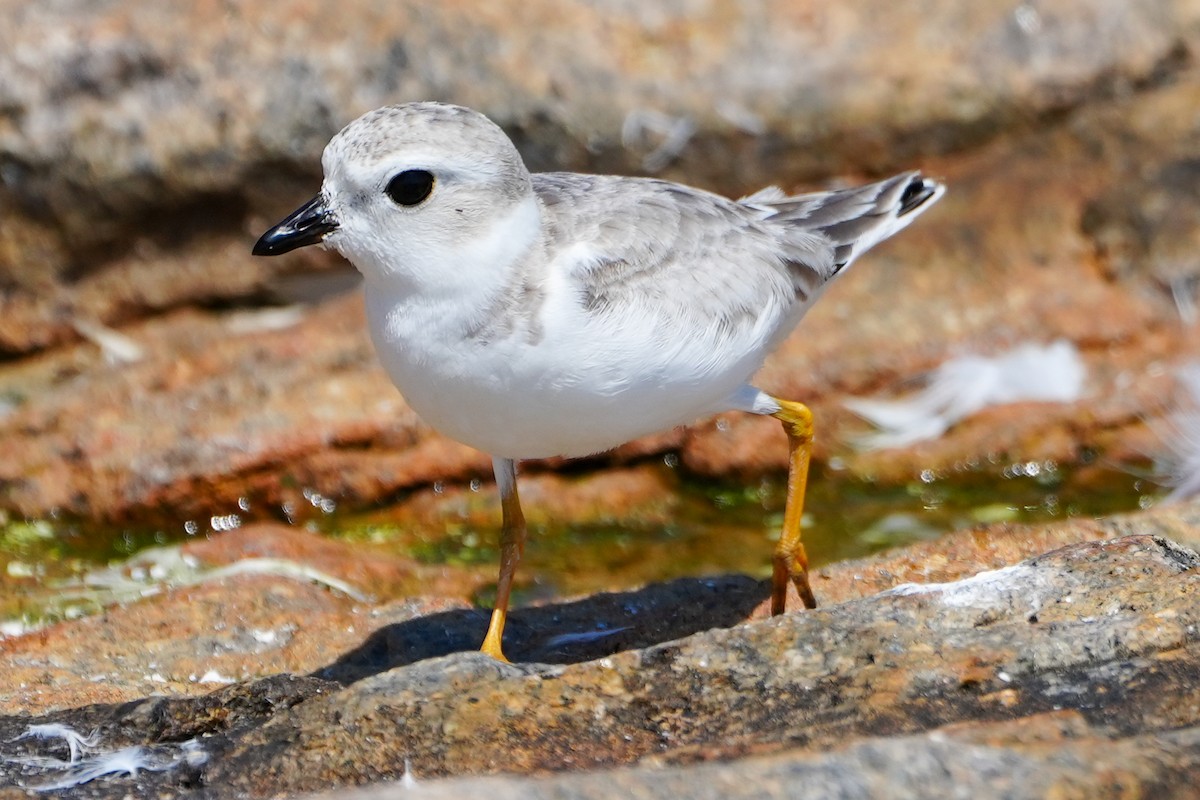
0, 459, 1155, 632
402, 459, 1153, 604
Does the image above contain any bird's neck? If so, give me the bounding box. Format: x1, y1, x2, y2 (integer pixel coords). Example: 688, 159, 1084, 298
361, 193, 544, 328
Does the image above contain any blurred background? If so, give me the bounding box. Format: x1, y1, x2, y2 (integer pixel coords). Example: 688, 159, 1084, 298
1, 0, 1199, 626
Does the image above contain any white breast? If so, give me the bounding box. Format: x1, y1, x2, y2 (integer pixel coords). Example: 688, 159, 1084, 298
364, 262, 790, 460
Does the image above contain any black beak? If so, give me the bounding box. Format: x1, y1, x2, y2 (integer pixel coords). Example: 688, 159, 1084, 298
252, 195, 339, 256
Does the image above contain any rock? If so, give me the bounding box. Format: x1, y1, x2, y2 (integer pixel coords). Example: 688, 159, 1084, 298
202, 532, 1200, 793
1083, 156, 1200, 300
0, 674, 338, 797
684, 66, 1200, 482
7, 69, 1200, 519
1, 0, 1196, 353
1, 6, 1199, 523
0, 522, 480, 716
180, 522, 477, 601
3, 3, 1200, 796
321, 717, 1200, 800
2, 504, 1199, 797
0, 295, 417, 520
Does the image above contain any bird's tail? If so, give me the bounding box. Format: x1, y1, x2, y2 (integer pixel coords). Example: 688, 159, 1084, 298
741, 171, 945, 274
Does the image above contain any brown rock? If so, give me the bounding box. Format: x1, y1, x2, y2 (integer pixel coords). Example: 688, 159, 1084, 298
1, 0, 1195, 353
203, 531, 1200, 794
685, 68, 1200, 483
380, 464, 678, 533
0, 294, 415, 520
180, 522, 475, 601
316, 716, 1200, 800
7, 68, 1200, 520
0, 523, 482, 716
4, 504, 1198, 797
2, 3, 1200, 602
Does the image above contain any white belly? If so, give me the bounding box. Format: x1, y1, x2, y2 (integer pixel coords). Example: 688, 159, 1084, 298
363, 288, 787, 459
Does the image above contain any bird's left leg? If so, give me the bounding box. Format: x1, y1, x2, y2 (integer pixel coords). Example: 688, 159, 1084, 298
480, 456, 527, 662
769, 398, 819, 614
732, 386, 819, 615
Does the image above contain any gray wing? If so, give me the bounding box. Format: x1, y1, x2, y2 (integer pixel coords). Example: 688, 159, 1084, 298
533, 171, 942, 345
534, 174, 834, 341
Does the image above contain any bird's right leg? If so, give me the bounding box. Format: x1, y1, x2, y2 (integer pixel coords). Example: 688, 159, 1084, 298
480, 456, 527, 662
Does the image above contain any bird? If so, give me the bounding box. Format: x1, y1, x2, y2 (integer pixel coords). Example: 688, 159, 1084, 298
253, 102, 944, 662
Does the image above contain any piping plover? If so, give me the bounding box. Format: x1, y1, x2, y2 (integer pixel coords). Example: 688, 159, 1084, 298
254, 102, 944, 661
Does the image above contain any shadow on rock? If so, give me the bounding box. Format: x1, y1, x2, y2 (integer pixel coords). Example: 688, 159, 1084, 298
316, 574, 769, 683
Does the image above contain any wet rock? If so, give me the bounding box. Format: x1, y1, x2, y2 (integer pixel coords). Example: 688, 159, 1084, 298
386, 463, 679, 532
0, 521, 480, 715
2, 504, 1198, 797
0, 295, 442, 520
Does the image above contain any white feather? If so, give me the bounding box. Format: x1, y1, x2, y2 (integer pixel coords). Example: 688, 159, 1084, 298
1152, 363, 1200, 503
845, 340, 1087, 450
7, 724, 207, 792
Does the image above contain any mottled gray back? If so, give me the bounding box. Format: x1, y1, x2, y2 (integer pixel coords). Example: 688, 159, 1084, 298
535, 174, 832, 342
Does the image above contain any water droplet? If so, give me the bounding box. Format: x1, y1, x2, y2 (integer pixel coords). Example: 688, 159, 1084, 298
183, 520, 199, 536
209, 514, 242, 532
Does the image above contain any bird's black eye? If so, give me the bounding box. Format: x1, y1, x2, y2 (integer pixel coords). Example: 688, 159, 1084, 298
385, 170, 435, 206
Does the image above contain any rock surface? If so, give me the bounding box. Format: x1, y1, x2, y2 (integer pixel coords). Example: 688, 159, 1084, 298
2, 0, 1191, 326
326, 720, 1200, 800
3, 3, 1200, 798
3, 69, 1200, 520
1, 503, 1198, 797
0, 2, 1198, 519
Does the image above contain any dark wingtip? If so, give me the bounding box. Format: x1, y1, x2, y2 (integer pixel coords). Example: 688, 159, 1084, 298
898, 175, 944, 216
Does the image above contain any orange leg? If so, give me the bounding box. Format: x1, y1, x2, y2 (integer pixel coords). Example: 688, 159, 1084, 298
770, 398, 818, 615
480, 457, 526, 662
